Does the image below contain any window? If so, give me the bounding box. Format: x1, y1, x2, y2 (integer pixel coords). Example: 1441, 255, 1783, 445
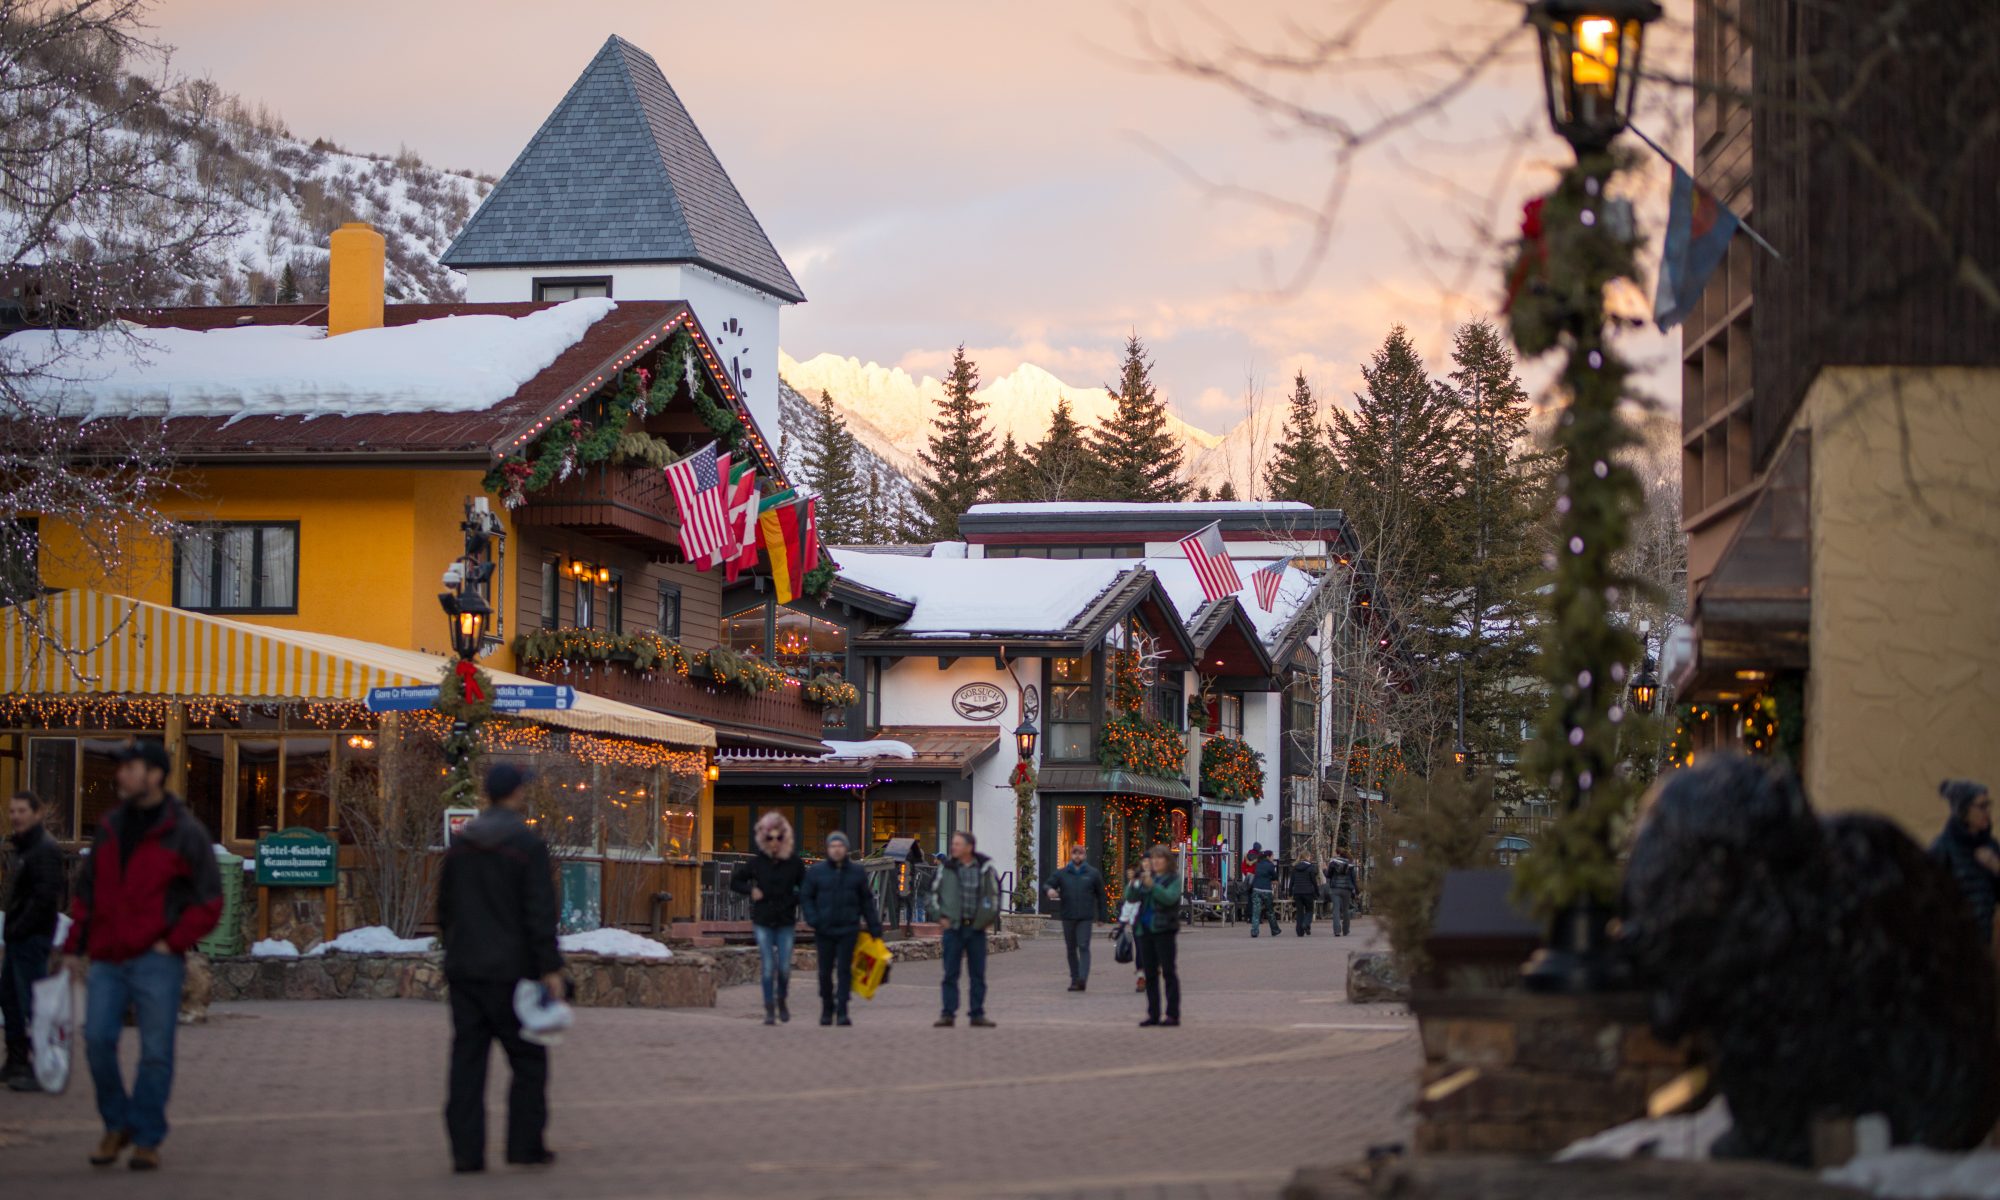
656, 586, 681, 639
26, 736, 75, 842
540, 559, 560, 629
773, 606, 846, 678
607, 570, 624, 634
722, 601, 768, 657
1048, 654, 1095, 760
1057, 804, 1087, 864
174, 523, 299, 613
869, 799, 941, 855
1219, 694, 1244, 740
533, 276, 611, 302
574, 573, 594, 628
1156, 669, 1185, 730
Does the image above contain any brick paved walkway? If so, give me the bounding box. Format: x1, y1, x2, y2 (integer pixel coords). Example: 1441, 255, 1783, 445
0, 920, 1415, 1199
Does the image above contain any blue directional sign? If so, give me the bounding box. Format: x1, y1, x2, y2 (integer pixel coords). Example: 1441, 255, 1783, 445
365, 683, 575, 713
491, 684, 575, 712
365, 685, 439, 712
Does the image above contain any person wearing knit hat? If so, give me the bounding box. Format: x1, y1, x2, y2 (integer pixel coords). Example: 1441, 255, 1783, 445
798, 831, 881, 1025
1930, 779, 1998, 947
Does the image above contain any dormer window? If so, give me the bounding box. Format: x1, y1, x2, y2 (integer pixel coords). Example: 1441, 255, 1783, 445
534, 276, 612, 302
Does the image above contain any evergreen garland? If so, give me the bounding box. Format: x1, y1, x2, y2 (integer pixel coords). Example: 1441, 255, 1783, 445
436, 660, 495, 810
1199, 735, 1265, 801
512, 628, 853, 705
1014, 765, 1038, 913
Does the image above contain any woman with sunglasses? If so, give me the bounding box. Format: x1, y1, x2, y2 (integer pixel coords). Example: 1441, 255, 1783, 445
730, 812, 807, 1024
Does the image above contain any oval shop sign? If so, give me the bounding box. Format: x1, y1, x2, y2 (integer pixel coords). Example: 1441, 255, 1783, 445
950, 682, 1008, 722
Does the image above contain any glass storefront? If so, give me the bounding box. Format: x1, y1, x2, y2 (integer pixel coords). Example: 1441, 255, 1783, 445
1048, 655, 1095, 760
868, 799, 940, 856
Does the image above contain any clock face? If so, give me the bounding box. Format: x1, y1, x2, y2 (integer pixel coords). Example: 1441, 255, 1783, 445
709, 314, 750, 393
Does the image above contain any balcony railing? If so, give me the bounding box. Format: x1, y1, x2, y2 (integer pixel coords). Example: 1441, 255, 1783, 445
514, 466, 681, 552
517, 658, 827, 749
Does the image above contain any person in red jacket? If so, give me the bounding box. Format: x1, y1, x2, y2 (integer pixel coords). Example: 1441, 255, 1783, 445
56, 739, 221, 1172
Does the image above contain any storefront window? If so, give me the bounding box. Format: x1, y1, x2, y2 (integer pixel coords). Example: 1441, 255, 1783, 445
27, 737, 75, 841
713, 805, 750, 855
234, 738, 281, 840
284, 736, 333, 831
78, 737, 129, 833
184, 735, 226, 837
869, 799, 940, 855
774, 606, 845, 678
798, 804, 845, 855
600, 766, 658, 856
1048, 655, 1095, 760
722, 602, 768, 658
1057, 804, 1087, 864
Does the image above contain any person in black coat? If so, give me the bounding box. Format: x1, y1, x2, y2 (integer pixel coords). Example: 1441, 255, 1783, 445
798, 831, 881, 1026
437, 765, 564, 1173
1043, 844, 1106, 991
730, 811, 807, 1025
4, 789, 67, 1091
1930, 779, 1998, 948
1288, 854, 1322, 936
1326, 857, 1360, 936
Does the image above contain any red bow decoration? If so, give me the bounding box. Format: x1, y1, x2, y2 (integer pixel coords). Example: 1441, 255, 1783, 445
455, 658, 486, 703
1504, 196, 1550, 313
1010, 761, 1032, 786
637, 367, 652, 392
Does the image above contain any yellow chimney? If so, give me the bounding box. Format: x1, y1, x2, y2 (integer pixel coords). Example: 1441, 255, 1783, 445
327, 222, 385, 335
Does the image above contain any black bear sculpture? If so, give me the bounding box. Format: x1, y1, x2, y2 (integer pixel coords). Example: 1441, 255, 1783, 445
1621, 755, 2000, 1165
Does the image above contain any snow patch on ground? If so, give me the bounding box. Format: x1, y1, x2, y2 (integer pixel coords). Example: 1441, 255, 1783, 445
1824, 1148, 2000, 1199
307, 926, 435, 956
5, 298, 614, 421
558, 928, 672, 960
250, 938, 300, 958
818, 739, 916, 759
1555, 1098, 1730, 1162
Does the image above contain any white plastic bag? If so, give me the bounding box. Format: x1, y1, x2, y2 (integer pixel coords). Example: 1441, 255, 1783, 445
512, 978, 572, 1048
30, 967, 78, 1094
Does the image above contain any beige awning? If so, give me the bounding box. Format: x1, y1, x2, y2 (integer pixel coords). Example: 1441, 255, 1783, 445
2, 589, 714, 749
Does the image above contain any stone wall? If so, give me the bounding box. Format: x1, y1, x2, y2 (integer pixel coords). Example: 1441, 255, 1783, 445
1412, 990, 1692, 1155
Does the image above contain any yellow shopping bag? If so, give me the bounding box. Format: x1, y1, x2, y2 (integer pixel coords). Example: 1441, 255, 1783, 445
851, 931, 893, 1000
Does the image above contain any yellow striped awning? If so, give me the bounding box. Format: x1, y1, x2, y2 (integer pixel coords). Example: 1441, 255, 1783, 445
2, 590, 713, 749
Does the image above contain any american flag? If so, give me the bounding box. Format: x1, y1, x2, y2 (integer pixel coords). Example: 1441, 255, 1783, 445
1250, 562, 1285, 612
1178, 520, 1242, 602
664, 442, 730, 566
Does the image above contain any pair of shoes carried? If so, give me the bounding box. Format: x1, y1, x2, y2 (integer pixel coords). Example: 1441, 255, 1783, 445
128, 1146, 163, 1172
89, 1129, 132, 1167
1138, 1017, 1162, 1027
969, 1016, 997, 1028
934, 1015, 955, 1027
506, 1150, 558, 1168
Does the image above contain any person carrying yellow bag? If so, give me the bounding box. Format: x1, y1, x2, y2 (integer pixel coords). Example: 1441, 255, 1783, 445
850, 931, 893, 1000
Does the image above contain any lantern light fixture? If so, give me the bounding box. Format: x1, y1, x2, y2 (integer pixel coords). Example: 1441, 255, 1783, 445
1629, 655, 1660, 712
1525, 0, 1661, 153
1013, 716, 1040, 763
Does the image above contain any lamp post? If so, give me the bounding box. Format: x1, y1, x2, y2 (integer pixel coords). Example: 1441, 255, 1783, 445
1629, 656, 1660, 713
1013, 717, 1040, 765
1514, 0, 1660, 993
437, 498, 502, 788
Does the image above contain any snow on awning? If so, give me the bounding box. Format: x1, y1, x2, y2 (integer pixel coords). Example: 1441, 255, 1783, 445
2, 298, 615, 422
2, 590, 713, 749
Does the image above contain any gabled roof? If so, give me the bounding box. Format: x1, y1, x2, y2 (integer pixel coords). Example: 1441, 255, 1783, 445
440, 36, 804, 304
1188, 597, 1276, 679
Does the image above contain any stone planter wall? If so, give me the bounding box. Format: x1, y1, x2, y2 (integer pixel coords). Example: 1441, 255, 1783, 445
1412, 989, 1692, 1156
696, 930, 1023, 989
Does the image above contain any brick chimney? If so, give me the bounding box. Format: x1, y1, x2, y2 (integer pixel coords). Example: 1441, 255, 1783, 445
327, 222, 385, 335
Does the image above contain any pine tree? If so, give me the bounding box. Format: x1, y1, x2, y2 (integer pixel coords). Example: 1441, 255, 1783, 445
988, 433, 1036, 503
1195, 484, 1214, 503
910, 345, 998, 540
1443, 320, 1549, 796
1022, 396, 1098, 501
277, 262, 301, 303
860, 469, 888, 545
1262, 371, 1338, 506
1216, 480, 1239, 501
799, 390, 867, 544
1091, 334, 1188, 502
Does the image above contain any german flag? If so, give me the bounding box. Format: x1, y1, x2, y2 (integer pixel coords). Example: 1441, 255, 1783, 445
759, 489, 804, 603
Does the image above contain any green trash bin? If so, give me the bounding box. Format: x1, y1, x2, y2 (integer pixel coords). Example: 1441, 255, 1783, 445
198, 847, 245, 957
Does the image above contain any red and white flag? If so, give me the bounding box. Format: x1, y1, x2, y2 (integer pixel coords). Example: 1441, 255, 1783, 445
664, 441, 730, 567
1250, 562, 1285, 612
1178, 520, 1242, 602
716, 461, 759, 577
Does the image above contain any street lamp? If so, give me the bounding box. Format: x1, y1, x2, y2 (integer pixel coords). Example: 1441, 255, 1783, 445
1014, 717, 1040, 764
1630, 656, 1660, 712
1526, 0, 1661, 153
440, 590, 491, 661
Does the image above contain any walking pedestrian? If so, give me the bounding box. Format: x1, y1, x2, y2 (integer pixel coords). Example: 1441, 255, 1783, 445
1128, 844, 1183, 1027
1327, 856, 1360, 937
1248, 849, 1280, 937
4, 789, 66, 1092
730, 811, 806, 1025
438, 764, 564, 1174
56, 739, 221, 1171
800, 831, 880, 1026
1930, 779, 1998, 948
931, 830, 1001, 1027
1043, 843, 1105, 991
1288, 853, 1322, 937
1118, 867, 1145, 992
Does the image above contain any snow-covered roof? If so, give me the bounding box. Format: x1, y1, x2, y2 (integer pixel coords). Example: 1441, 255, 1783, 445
965, 501, 1312, 516
1142, 557, 1317, 645
3, 299, 615, 422
834, 550, 1131, 636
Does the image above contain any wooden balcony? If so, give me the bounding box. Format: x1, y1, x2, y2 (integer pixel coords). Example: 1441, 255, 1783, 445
517, 659, 828, 753
514, 465, 682, 553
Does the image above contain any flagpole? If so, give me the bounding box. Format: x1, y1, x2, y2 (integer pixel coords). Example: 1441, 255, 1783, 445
1628, 123, 1781, 260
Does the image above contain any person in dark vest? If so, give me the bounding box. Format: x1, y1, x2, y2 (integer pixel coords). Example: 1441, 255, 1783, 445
1288, 853, 1322, 936
1248, 849, 1280, 937
4, 788, 66, 1092
799, 831, 881, 1026
1930, 779, 1997, 948
1043, 843, 1105, 991
438, 764, 564, 1173
730, 810, 806, 1024
58, 739, 222, 1171
1128, 844, 1183, 1026
1326, 857, 1360, 937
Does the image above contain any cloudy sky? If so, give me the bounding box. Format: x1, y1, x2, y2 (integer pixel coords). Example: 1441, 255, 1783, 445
148, 0, 1688, 435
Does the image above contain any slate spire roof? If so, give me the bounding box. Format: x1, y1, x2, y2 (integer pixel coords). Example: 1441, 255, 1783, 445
441, 35, 804, 304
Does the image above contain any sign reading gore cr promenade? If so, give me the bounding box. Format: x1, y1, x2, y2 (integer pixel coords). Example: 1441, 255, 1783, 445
256, 827, 338, 887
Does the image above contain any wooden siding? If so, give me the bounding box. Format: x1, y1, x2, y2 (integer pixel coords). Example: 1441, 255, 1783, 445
513, 527, 722, 650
